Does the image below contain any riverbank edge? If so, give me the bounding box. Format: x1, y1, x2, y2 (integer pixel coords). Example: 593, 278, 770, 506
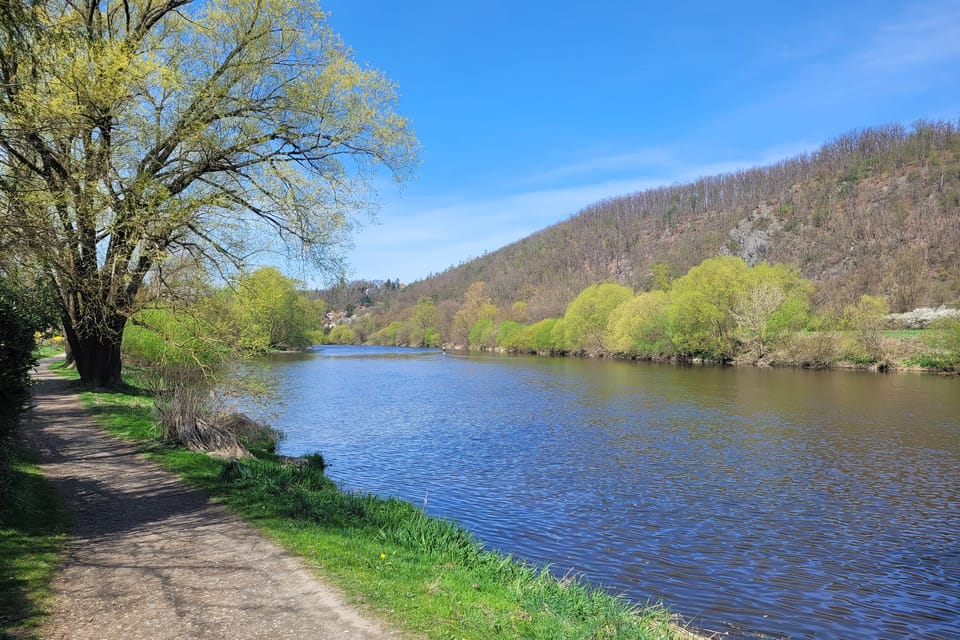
47, 363, 706, 640
440, 331, 959, 375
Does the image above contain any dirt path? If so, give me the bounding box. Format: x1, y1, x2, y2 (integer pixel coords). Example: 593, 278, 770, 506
23, 362, 401, 640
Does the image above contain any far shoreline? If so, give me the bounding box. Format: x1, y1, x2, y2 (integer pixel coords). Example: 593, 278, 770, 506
346, 331, 960, 376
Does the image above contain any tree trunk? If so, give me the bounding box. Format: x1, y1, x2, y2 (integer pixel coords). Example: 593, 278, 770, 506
65, 310, 127, 387
75, 334, 124, 387
62, 335, 75, 367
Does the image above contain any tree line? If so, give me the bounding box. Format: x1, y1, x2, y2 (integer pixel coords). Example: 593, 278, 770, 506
347, 257, 958, 370
361, 257, 816, 361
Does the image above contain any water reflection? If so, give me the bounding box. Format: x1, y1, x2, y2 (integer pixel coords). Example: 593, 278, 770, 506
250, 346, 960, 639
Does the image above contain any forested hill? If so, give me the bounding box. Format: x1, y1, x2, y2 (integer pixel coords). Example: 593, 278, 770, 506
342, 120, 960, 329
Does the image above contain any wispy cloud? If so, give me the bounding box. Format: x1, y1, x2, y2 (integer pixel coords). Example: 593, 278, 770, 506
764, 1, 960, 114
663, 0, 960, 172
853, 2, 960, 74
350, 179, 658, 280
519, 148, 676, 186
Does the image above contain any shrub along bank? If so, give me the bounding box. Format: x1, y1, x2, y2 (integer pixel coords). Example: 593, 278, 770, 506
365, 257, 960, 373
61, 366, 697, 640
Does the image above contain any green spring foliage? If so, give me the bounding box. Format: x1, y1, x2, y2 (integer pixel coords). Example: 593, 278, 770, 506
605, 290, 673, 358
419, 255, 960, 370
123, 268, 325, 368
326, 324, 359, 345
419, 257, 816, 363
122, 307, 228, 368
0, 278, 40, 404
369, 297, 445, 348
0, 277, 64, 638
562, 283, 634, 355
214, 268, 321, 353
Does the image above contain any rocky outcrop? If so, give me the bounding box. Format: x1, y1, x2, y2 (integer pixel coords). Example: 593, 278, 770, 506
719, 203, 784, 267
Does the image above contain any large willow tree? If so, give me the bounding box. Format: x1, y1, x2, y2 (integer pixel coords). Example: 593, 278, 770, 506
0, 0, 417, 385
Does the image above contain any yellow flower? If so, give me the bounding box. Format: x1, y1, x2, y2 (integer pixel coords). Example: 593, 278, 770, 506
379, 552, 387, 560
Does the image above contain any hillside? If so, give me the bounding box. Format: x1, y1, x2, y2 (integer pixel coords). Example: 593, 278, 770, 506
331, 120, 960, 332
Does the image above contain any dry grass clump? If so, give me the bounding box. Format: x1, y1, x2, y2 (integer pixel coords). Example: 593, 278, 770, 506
149, 365, 280, 458
880, 334, 927, 363
775, 332, 841, 367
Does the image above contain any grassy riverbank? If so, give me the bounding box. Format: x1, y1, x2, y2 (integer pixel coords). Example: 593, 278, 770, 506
52, 364, 696, 640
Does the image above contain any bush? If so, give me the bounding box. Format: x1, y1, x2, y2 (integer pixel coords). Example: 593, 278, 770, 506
844, 295, 890, 362
0, 278, 42, 506
530, 318, 560, 353
667, 257, 751, 359
468, 318, 496, 350
734, 262, 813, 359
422, 326, 442, 348
149, 365, 281, 456
604, 290, 672, 358
777, 332, 841, 367
327, 324, 358, 345
122, 307, 228, 368
549, 318, 570, 353
370, 321, 405, 346
561, 283, 633, 355
0, 280, 40, 396
495, 320, 524, 349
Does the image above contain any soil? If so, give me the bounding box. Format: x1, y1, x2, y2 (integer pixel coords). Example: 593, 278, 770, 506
23, 362, 403, 640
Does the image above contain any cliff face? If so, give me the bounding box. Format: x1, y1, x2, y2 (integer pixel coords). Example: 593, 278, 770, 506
393, 121, 960, 320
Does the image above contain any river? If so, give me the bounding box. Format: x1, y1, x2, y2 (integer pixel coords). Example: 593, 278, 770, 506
247, 345, 959, 639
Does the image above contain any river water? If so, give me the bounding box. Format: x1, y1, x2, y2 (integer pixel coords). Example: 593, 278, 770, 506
248, 346, 959, 639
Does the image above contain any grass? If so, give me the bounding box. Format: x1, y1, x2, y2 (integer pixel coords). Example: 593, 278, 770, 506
60, 365, 695, 640
773, 329, 960, 372
881, 329, 926, 339
0, 452, 68, 640
31, 344, 64, 360
902, 353, 959, 371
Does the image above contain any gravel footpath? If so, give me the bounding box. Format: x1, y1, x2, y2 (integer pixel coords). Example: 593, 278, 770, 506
24, 362, 401, 640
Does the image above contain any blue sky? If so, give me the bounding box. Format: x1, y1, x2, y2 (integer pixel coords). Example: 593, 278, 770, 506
316, 0, 960, 285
